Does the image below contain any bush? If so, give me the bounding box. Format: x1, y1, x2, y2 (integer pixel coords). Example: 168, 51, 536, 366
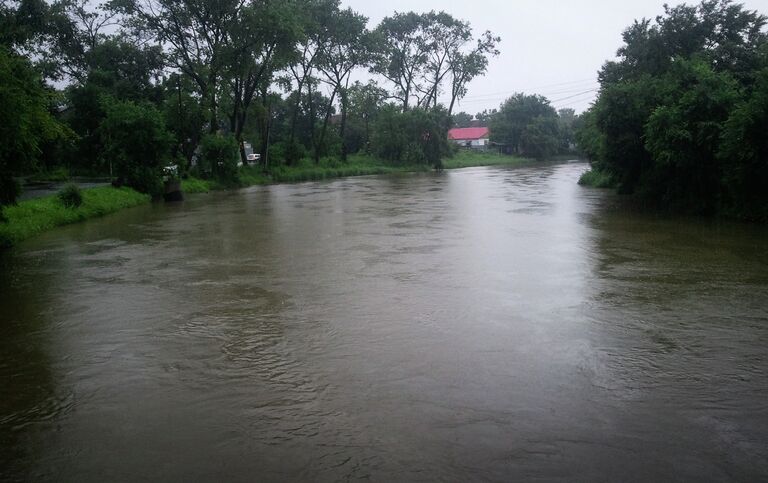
282, 140, 306, 165
199, 133, 239, 183
98, 97, 174, 195
0, 47, 71, 207
370, 106, 450, 167
578, 168, 615, 188
0, 187, 149, 248
58, 183, 83, 207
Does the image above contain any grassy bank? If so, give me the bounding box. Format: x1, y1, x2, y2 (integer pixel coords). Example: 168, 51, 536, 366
443, 150, 530, 169
2, 151, 534, 247
183, 151, 530, 193
578, 168, 615, 188
0, 186, 150, 248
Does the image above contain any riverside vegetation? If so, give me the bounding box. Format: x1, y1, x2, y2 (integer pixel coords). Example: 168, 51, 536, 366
0, 186, 148, 247
2, 0, 765, 245
575, 1, 768, 221
0, 150, 528, 247
1, 0, 506, 210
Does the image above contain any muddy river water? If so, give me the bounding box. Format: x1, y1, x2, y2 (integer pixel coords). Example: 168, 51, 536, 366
1, 162, 767, 481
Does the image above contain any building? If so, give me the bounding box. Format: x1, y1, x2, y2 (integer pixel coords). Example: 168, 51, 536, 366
448, 127, 490, 149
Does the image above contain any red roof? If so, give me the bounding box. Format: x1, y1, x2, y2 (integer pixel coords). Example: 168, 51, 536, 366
448, 127, 489, 141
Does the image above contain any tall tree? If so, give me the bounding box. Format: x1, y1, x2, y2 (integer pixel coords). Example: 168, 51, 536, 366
285, 0, 338, 160
446, 30, 499, 117
370, 11, 430, 110
314, 7, 369, 162
40, 0, 119, 82
0, 47, 69, 207
416, 11, 471, 109
490, 93, 559, 158
577, 0, 768, 216
114, 0, 246, 133
224, 0, 300, 162
345, 80, 386, 154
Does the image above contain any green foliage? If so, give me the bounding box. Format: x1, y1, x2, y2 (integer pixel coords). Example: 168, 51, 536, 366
574, 109, 605, 162
180, 151, 527, 196
57, 182, 83, 208
557, 108, 577, 152
0, 186, 149, 247
162, 75, 207, 168
718, 68, 768, 221
0, 46, 69, 205
642, 60, 740, 213
370, 106, 450, 167
0, 0, 49, 49
451, 112, 473, 128
576, 0, 768, 218
490, 93, 560, 159
442, 150, 529, 169
520, 115, 561, 159
99, 98, 173, 195
199, 133, 240, 183
578, 169, 615, 188
181, 177, 216, 193
64, 82, 109, 173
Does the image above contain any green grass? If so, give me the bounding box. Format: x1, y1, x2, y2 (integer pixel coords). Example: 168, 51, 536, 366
443, 150, 532, 169
185, 155, 434, 193
0, 186, 150, 248
0, 151, 549, 248
181, 177, 217, 193
188, 151, 531, 194
266, 154, 431, 183
578, 168, 615, 188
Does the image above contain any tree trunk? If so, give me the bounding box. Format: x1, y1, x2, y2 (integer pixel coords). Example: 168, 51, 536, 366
208, 82, 218, 134
288, 76, 305, 148
259, 87, 269, 164
339, 88, 349, 162
308, 82, 316, 160
314, 87, 338, 164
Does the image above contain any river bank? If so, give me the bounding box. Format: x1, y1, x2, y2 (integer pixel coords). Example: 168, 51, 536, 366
182, 151, 531, 193
0, 187, 149, 248
0, 151, 530, 248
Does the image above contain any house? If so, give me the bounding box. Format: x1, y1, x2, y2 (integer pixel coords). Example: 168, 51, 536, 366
448, 127, 490, 149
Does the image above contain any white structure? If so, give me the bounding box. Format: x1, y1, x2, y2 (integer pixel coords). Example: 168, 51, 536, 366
448, 127, 490, 149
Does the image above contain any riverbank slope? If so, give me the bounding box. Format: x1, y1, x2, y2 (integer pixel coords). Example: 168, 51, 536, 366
0, 187, 149, 248
1, 151, 531, 248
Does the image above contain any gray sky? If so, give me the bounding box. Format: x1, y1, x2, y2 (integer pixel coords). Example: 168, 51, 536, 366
341, 0, 768, 115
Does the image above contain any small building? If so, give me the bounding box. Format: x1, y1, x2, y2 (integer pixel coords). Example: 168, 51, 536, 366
448, 127, 490, 149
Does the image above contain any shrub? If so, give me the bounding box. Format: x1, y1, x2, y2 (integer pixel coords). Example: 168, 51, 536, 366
283, 140, 306, 165
0, 47, 71, 207
98, 97, 174, 195
58, 183, 83, 207
370, 106, 450, 167
578, 168, 615, 188
199, 133, 239, 183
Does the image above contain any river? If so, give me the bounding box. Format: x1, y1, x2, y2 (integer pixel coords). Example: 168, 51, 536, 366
1, 161, 767, 482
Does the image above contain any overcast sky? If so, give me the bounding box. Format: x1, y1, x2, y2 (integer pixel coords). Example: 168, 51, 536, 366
341, 0, 768, 115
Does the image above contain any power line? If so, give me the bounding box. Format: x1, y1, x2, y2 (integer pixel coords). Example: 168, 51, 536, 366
460, 77, 597, 101
549, 88, 598, 104
461, 83, 598, 102
552, 92, 599, 106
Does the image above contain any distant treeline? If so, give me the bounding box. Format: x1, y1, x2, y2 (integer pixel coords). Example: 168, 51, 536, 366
452, 101, 579, 160
576, 0, 768, 221
0, 0, 500, 206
